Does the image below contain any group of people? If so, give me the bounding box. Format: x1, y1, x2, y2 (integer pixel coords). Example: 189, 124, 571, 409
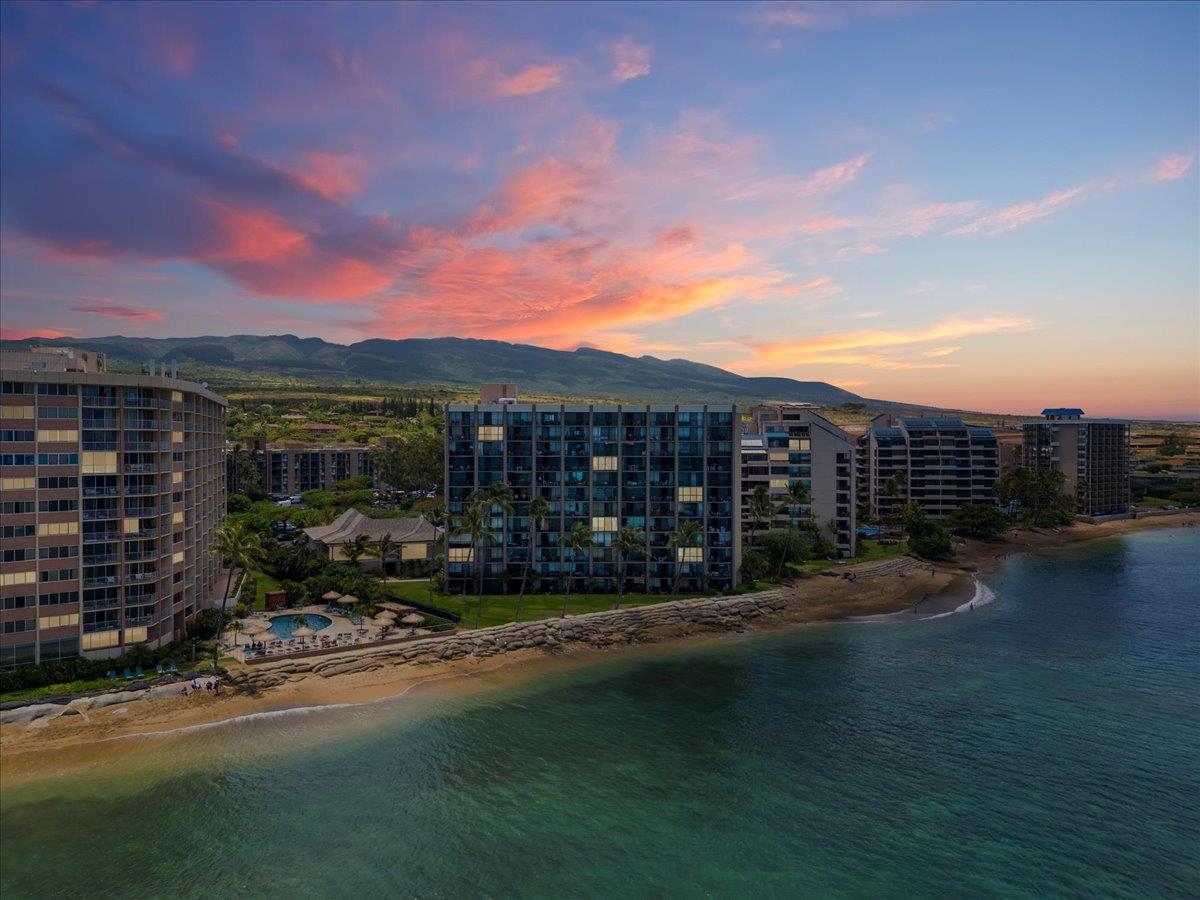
180, 677, 220, 697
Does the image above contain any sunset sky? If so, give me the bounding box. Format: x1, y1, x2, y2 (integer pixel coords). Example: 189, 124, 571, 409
0, 1, 1196, 418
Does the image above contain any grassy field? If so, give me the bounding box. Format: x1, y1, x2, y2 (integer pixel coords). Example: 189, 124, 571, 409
247, 570, 282, 610
1132, 495, 1176, 508
802, 538, 908, 573
382, 580, 774, 629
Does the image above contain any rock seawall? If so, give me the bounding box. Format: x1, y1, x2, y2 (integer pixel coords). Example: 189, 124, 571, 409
226, 591, 791, 693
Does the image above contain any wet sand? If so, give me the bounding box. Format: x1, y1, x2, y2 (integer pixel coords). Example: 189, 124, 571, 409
3, 510, 1194, 782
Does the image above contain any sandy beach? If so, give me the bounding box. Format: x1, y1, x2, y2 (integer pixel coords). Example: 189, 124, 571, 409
2, 510, 1194, 780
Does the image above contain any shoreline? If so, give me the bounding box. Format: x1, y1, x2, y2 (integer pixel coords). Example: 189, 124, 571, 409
2, 511, 1194, 785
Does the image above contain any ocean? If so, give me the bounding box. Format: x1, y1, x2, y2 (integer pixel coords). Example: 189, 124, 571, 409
2, 527, 1198, 898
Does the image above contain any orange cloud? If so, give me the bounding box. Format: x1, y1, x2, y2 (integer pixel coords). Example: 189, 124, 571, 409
0, 326, 77, 340
737, 316, 1033, 370
70, 303, 163, 322
496, 64, 564, 97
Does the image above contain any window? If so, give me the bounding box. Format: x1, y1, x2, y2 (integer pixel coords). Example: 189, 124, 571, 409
38, 429, 79, 443
3, 405, 35, 418
40, 591, 79, 606
124, 626, 148, 644
2, 595, 35, 610
591, 516, 617, 533
676, 546, 703, 562
39, 613, 80, 629
81, 630, 120, 651
40, 568, 77, 583
448, 547, 474, 562
591, 456, 617, 471
677, 486, 703, 502
2, 501, 35, 514
2, 381, 34, 394
37, 453, 79, 465
1, 430, 34, 442
1, 524, 36, 539
38, 476, 78, 489
38, 499, 77, 513
2, 548, 33, 562
0, 571, 36, 586
1, 477, 36, 490
38, 521, 79, 536
477, 426, 504, 441
81, 451, 117, 474
789, 438, 811, 451
37, 406, 79, 418
1, 620, 36, 634
39, 545, 78, 559
769, 479, 789, 490
37, 383, 78, 395
1, 453, 35, 466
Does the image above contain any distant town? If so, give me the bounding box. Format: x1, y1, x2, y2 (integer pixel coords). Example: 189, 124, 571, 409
0, 344, 1195, 678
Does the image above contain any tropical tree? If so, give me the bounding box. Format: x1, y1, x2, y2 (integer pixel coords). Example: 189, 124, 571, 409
668, 520, 704, 597
340, 534, 370, 565
366, 532, 396, 579
209, 520, 265, 668
747, 485, 774, 552
559, 521, 594, 617
453, 504, 488, 622
612, 526, 645, 610
230, 620, 244, 647
516, 497, 551, 622
780, 479, 811, 531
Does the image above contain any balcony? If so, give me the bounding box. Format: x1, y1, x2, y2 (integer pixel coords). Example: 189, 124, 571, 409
83, 509, 120, 521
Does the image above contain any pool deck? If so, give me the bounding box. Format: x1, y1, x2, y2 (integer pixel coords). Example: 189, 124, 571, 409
221, 605, 436, 662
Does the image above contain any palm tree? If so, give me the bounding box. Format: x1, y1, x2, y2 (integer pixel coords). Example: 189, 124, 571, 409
781, 479, 811, 531
230, 620, 244, 647
453, 504, 488, 624
559, 521, 594, 617
367, 532, 396, 580
341, 534, 370, 565
208, 520, 265, 668
516, 497, 551, 623
747, 484, 774, 552
668, 520, 703, 597
612, 526, 645, 610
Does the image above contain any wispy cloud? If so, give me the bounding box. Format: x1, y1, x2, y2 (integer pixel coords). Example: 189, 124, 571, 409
736, 316, 1033, 370
947, 187, 1085, 236
1149, 152, 1195, 183
923, 345, 960, 358
610, 37, 651, 82
495, 64, 565, 97
70, 302, 164, 322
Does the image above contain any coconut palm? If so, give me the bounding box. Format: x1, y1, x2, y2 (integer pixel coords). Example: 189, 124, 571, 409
453, 504, 488, 623
366, 532, 396, 579
780, 479, 811, 531
747, 484, 774, 551
230, 620, 244, 647
208, 520, 265, 667
341, 534, 370, 565
516, 497, 551, 623
559, 521, 594, 617
668, 519, 703, 597
612, 526, 645, 610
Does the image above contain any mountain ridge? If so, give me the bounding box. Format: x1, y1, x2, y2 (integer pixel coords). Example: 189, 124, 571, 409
1, 334, 936, 410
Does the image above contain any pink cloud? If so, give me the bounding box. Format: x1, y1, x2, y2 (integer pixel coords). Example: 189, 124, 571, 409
495, 64, 565, 97
0, 325, 78, 340
70, 303, 163, 322
948, 187, 1084, 236
290, 151, 366, 202
610, 37, 651, 82
1150, 153, 1195, 183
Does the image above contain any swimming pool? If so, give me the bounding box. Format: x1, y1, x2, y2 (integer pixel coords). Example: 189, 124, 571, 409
267, 613, 333, 640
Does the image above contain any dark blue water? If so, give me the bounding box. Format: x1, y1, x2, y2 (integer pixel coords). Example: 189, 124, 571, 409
3, 528, 1198, 898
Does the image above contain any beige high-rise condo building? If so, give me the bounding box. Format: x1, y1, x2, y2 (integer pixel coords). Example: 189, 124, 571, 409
1, 347, 227, 667
1022, 408, 1130, 517
741, 405, 857, 557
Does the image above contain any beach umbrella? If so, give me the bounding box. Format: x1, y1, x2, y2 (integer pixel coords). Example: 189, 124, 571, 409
292, 626, 316, 642
370, 616, 393, 628
241, 620, 271, 636
376, 609, 398, 620
401, 613, 424, 625
377, 601, 406, 612
321, 591, 343, 602
337, 594, 358, 606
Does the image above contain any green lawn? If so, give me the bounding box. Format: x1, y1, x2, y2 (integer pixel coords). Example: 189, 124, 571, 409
247, 570, 282, 610
803, 538, 908, 573
1132, 496, 1174, 509
384, 580, 734, 629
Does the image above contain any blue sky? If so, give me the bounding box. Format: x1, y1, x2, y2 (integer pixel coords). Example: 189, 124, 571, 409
1, 1, 1196, 416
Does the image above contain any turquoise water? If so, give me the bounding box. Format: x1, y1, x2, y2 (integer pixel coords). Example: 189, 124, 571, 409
266, 613, 332, 640
3, 529, 1198, 898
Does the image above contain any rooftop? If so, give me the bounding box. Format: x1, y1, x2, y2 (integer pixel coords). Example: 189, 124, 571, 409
304, 508, 440, 546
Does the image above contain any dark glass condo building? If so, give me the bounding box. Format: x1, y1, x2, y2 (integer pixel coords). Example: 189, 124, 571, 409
445, 403, 740, 594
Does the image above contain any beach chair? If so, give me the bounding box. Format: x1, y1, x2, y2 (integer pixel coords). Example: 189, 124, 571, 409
123, 667, 133, 680
168, 659, 178, 673
134, 666, 144, 679
155, 662, 165, 676
106, 670, 117, 681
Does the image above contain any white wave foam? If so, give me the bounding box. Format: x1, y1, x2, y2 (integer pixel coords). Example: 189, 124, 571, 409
919, 577, 998, 620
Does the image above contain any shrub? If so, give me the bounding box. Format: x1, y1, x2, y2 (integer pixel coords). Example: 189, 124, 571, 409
947, 503, 1010, 539
186, 608, 223, 641
281, 580, 308, 607
740, 550, 770, 584
234, 602, 249, 618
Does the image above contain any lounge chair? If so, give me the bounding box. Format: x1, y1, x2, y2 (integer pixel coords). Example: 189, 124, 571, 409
167, 659, 178, 673
106, 670, 117, 681
123, 667, 133, 680
134, 666, 144, 679
155, 663, 165, 675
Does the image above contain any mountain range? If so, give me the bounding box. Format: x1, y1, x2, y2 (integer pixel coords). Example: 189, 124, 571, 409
1, 334, 932, 410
